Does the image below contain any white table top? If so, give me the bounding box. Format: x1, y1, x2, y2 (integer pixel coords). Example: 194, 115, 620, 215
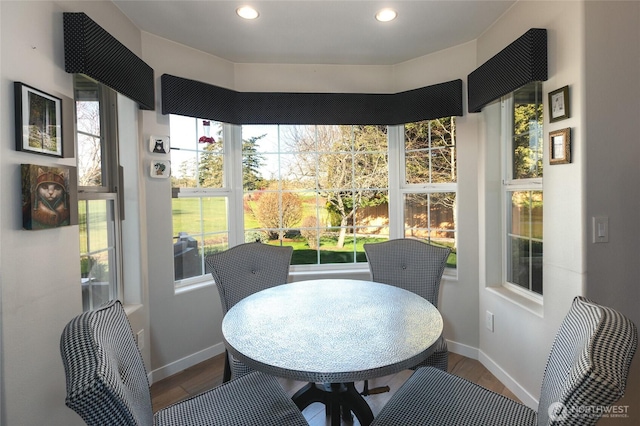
222, 278, 443, 383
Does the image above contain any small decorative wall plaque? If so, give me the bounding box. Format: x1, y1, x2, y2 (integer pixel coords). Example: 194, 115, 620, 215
150, 160, 171, 178
149, 135, 170, 154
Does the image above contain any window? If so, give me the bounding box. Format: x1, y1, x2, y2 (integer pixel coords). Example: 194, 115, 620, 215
75, 75, 123, 311
502, 82, 543, 295
401, 119, 457, 268
241, 125, 389, 265
170, 116, 230, 284
169, 117, 456, 285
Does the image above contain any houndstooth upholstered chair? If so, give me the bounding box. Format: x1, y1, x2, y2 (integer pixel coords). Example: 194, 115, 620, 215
362, 238, 451, 395
206, 242, 293, 382
371, 296, 638, 426
60, 300, 308, 426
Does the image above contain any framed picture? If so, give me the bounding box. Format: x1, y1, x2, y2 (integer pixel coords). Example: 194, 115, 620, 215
549, 128, 571, 165
21, 163, 76, 230
548, 85, 570, 122
150, 160, 171, 178
149, 135, 170, 154
14, 82, 63, 157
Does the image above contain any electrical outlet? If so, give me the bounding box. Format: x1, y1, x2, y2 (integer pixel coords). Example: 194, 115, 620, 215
485, 311, 494, 332
136, 329, 145, 350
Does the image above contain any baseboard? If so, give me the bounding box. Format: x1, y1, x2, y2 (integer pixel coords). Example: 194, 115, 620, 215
149, 342, 226, 384
148, 338, 539, 409
446, 339, 479, 359
477, 349, 539, 409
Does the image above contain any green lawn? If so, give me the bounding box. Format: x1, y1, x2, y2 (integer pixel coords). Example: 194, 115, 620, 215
172, 197, 457, 267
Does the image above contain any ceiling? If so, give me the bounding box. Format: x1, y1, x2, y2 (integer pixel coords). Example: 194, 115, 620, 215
113, 1, 515, 66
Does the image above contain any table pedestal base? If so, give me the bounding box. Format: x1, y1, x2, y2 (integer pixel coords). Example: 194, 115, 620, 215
292, 382, 373, 426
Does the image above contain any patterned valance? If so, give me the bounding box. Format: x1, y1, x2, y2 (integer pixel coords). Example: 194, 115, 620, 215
468, 28, 547, 113
63, 12, 155, 110
161, 74, 463, 125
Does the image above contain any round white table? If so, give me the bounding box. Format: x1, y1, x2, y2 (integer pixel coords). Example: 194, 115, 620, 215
222, 278, 443, 425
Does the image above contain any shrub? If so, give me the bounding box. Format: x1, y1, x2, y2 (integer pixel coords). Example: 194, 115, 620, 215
254, 192, 303, 239
300, 216, 323, 249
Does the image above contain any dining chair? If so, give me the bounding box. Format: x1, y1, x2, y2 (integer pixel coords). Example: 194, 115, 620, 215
362, 238, 450, 394
60, 300, 309, 426
206, 242, 293, 382
371, 296, 638, 426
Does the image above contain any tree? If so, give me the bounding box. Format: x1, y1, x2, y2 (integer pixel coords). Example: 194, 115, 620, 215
243, 135, 266, 190
404, 118, 457, 211
287, 125, 388, 248
198, 143, 223, 187
404, 118, 456, 185
171, 158, 197, 188
253, 192, 303, 240
75, 99, 102, 186
198, 124, 224, 187
513, 103, 543, 180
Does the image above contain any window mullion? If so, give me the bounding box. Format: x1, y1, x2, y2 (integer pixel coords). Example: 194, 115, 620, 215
387, 125, 404, 240
227, 123, 244, 246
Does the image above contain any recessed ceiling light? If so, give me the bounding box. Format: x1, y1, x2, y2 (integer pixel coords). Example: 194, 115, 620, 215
237, 5, 259, 20
375, 8, 397, 22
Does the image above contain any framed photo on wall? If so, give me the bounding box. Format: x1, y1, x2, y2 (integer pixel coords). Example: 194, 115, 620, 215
14, 82, 63, 158
549, 85, 570, 122
21, 163, 77, 229
549, 128, 571, 165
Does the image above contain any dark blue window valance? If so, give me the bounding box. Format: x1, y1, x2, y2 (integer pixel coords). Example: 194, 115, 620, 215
161, 74, 463, 125
468, 28, 547, 113
63, 12, 155, 111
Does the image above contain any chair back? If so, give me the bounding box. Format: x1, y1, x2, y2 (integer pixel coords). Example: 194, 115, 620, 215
364, 238, 450, 307
537, 296, 637, 426
206, 242, 293, 314
60, 300, 153, 426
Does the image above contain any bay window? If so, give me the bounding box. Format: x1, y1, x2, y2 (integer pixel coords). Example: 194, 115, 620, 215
170, 116, 457, 286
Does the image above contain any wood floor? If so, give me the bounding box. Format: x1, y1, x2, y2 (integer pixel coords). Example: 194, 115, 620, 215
150, 352, 520, 425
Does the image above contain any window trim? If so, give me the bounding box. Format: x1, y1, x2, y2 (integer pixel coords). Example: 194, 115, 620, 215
398, 120, 458, 276
500, 84, 543, 298
76, 77, 124, 310
171, 119, 458, 289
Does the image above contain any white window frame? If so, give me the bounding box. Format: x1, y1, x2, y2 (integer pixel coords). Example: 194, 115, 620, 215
75, 76, 124, 311
394, 121, 458, 275
171, 120, 239, 291
171, 119, 457, 289
501, 85, 543, 301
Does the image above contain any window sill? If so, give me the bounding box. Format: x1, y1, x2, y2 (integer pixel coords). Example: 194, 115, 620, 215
289, 264, 371, 282
173, 263, 457, 293
124, 303, 144, 316
485, 285, 544, 318
175, 277, 215, 295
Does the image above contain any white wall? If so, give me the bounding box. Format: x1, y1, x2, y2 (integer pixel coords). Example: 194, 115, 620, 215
477, 3, 640, 422
394, 42, 481, 356
477, 0, 587, 407
584, 2, 640, 424
139, 33, 236, 380
0, 1, 146, 424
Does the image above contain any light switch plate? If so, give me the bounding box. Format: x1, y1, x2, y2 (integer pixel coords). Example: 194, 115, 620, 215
593, 216, 609, 243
